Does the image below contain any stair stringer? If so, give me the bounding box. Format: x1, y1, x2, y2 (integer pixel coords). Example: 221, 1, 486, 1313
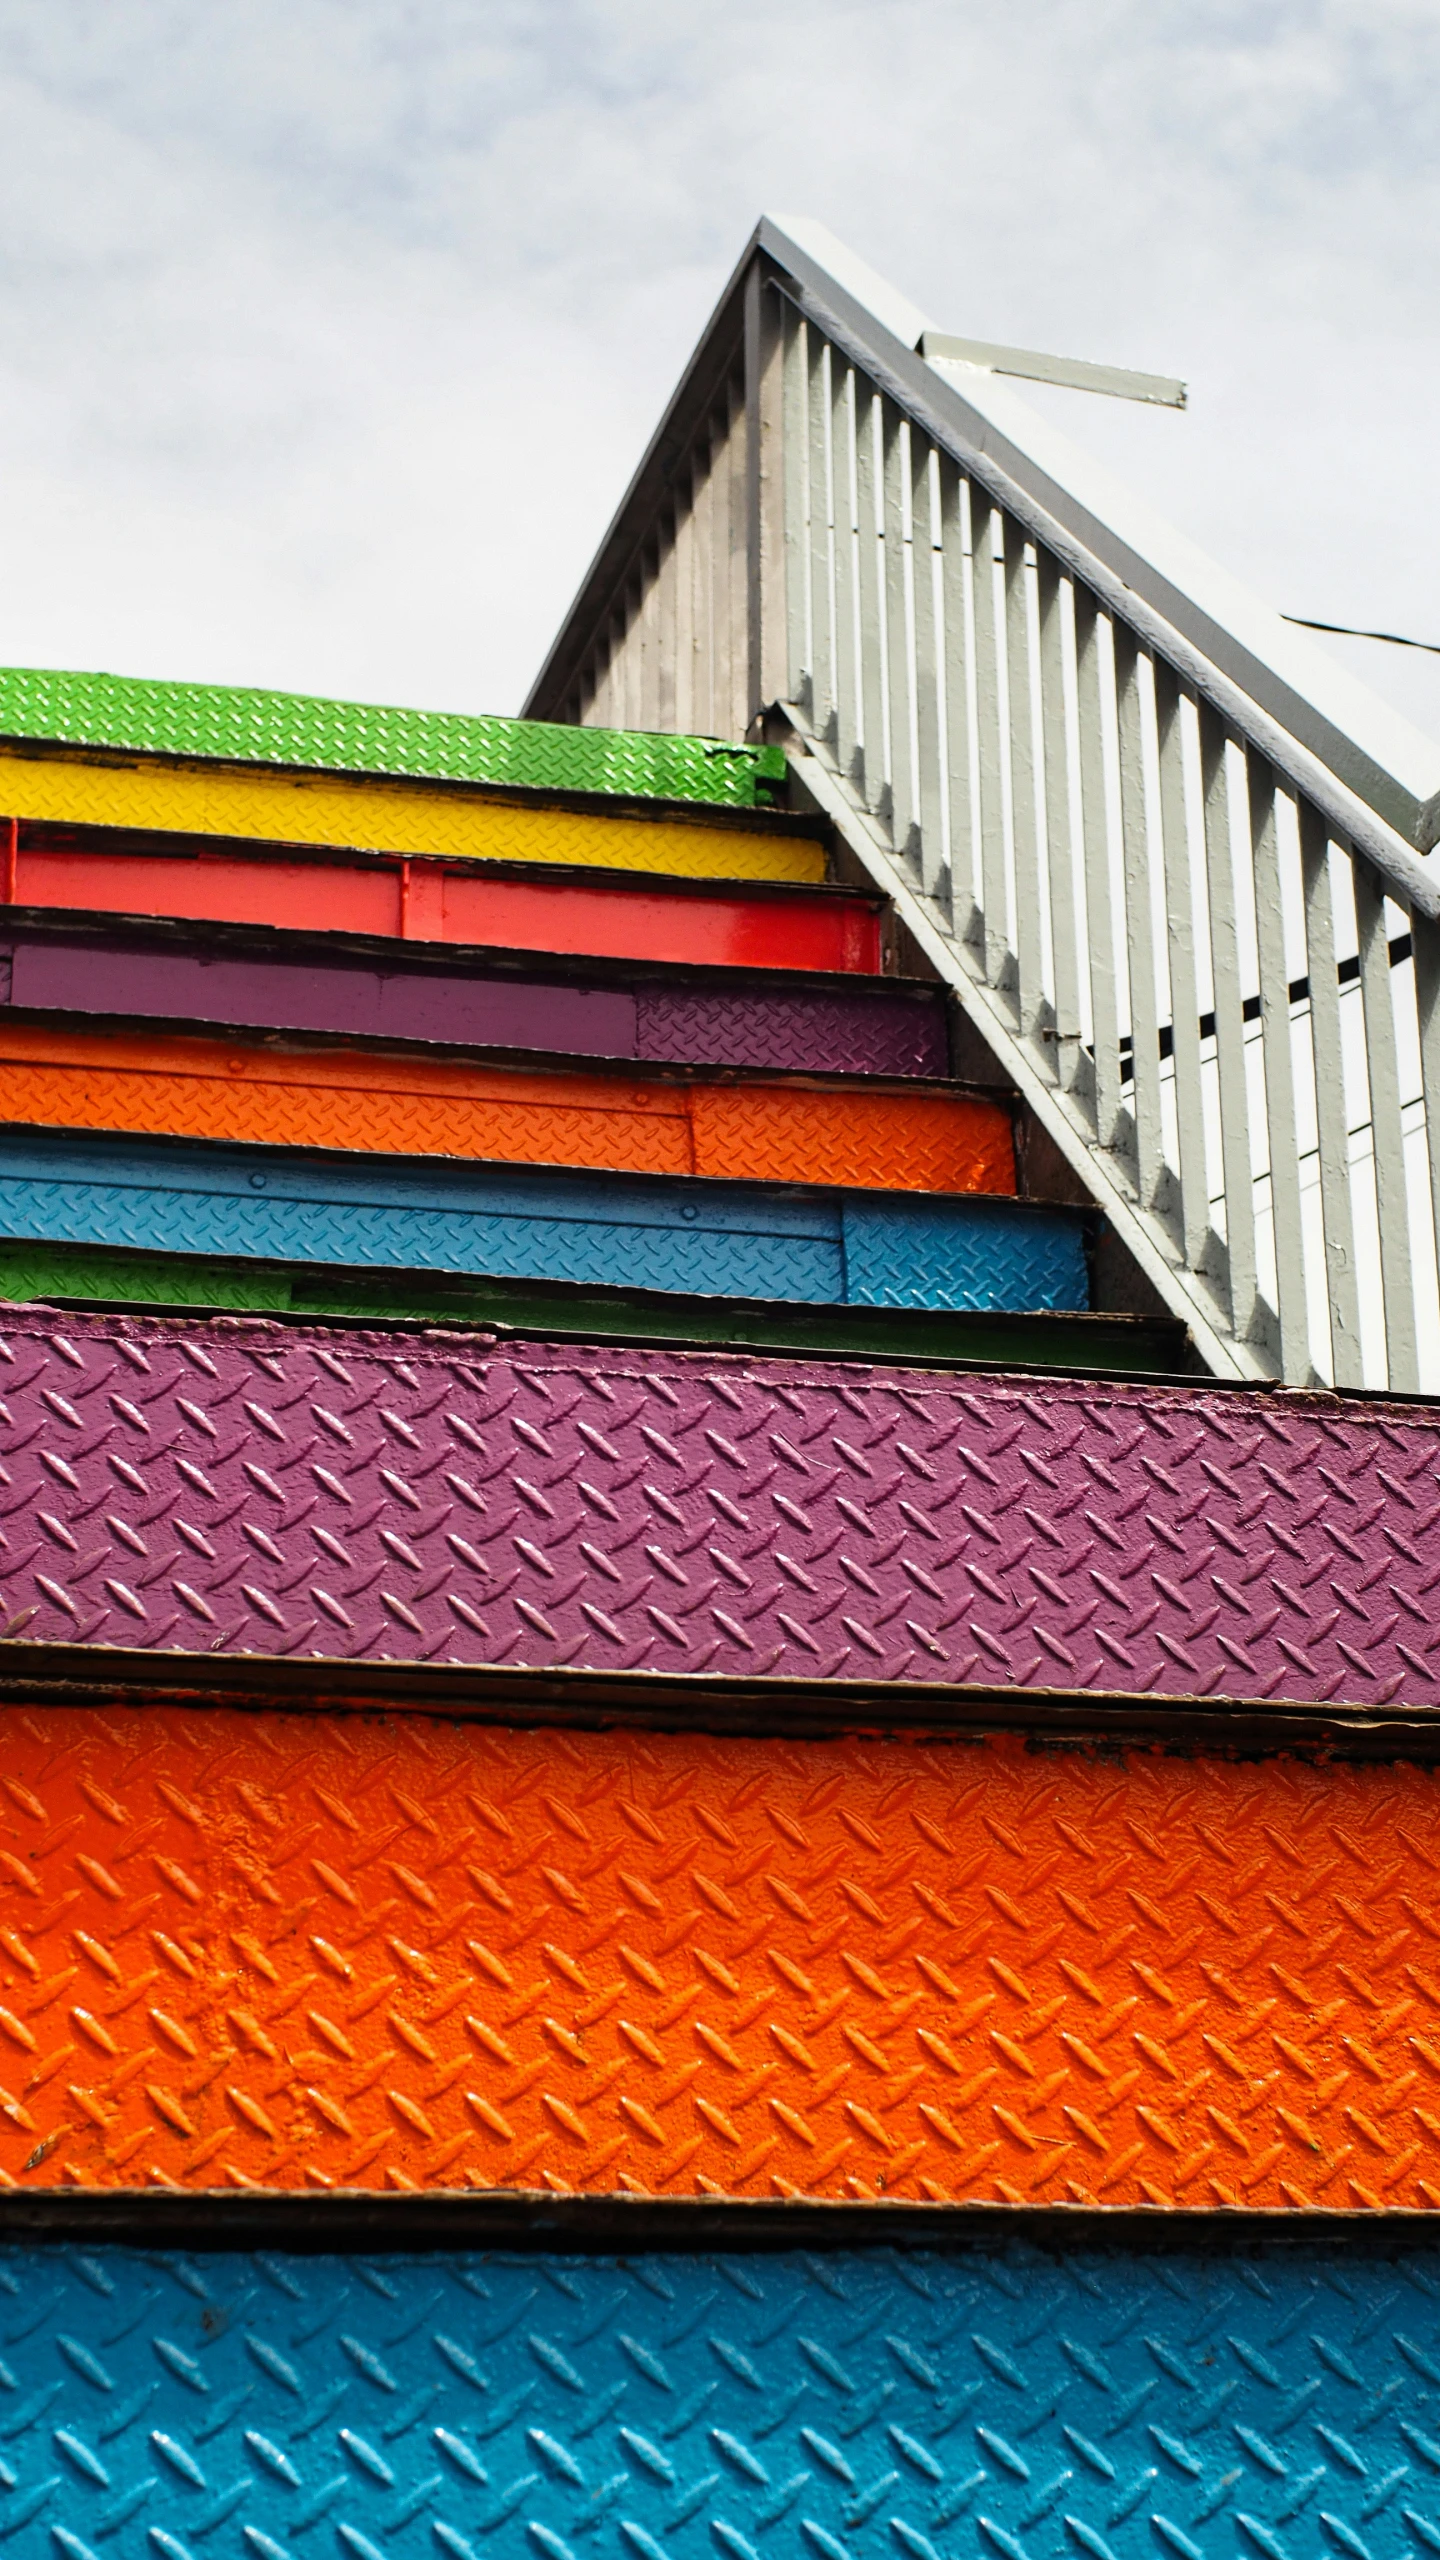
783, 720, 1269, 1383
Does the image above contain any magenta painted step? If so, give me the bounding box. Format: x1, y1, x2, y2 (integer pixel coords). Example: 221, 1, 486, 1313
0, 924, 950, 1078
2, 1305, 1433, 1703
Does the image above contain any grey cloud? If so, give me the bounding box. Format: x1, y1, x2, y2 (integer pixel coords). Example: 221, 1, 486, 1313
0, 0, 1432, 731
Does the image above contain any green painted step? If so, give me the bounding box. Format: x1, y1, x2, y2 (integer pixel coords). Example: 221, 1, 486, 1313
0, 1236, 1194, 1378
0, 667, 787, 809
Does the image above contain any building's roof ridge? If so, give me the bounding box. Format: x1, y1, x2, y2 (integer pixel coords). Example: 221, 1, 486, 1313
0, 664, 786, 811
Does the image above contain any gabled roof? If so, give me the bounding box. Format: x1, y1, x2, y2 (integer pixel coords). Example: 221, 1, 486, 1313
0, 664, 786, 810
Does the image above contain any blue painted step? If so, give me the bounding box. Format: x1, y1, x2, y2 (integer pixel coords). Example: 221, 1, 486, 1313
0, 2244, 1435, 2560
0, 1128, 1088, 1312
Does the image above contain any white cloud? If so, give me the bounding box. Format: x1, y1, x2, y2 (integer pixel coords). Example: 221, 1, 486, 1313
0, 0, 1433, 733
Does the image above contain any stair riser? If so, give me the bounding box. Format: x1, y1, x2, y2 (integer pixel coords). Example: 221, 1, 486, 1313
0, 1025, 1013, 1199
0, 1137, 1084, 1315
0, 2238, 1435, 2560
1, 929, 945, 1074
6, 843, 872, 970
0, 1308, 1427, 1704
0, 1705, 1433, 2206
0, 755, 825, 880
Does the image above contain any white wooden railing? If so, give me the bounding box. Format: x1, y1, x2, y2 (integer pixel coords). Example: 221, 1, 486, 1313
528, 220, 1440, 1392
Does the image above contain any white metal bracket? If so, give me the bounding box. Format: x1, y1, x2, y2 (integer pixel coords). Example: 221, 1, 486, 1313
920, 331, 1186, 411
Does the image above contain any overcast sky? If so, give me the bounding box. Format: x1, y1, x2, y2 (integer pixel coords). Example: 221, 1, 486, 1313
0, 1, 1435, 737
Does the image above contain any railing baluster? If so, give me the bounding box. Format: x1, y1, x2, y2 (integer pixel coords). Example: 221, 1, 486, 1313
1354, 856, 1419, 1391
1414, 914, 1440, 1387
1200, 706, 1260, 1350
1075, 592, 1120, 1149
689, 430, 713, 739
1035, 552, 1078, 1093
781, 306, 807, 709
635, 542, 658, 732
831, 363, 859, 785
1115, 631, 1164, 1208
971, 496, 1009, 992
1298, 800, 1363, 1387
613, 589, 634, 734
1249, 755, 1310, 1380
937, 458, 972, 939
654, 518, 678, 736
1155, 663, 1208, 1264
1005, 517, 1044, 1041
711, 403, 735, 741
911, 439, 944, 894
881, 399, 914, 853
854, 385, 885, 805
672, 470, 695, 740
806, 330, 833, 738
726, 376, 749, 742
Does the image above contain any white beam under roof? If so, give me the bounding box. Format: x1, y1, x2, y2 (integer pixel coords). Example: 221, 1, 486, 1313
921, 331, 1186, 410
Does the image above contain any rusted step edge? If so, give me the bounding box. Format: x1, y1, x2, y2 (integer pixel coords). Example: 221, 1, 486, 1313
4, 1640, 1440, 1760
0, 2187, 1433, 2252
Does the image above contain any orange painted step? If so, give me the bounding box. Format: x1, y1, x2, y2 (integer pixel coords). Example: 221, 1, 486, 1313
1, 1706, 1437, 2208
0, 1021, 1015, 1196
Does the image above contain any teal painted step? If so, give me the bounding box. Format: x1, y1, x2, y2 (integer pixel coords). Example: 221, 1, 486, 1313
0, 1127, 1091, 1313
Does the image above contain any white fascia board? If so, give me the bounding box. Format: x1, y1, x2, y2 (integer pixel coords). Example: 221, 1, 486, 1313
760, 215, 1440, 853
767, 215, 932, 362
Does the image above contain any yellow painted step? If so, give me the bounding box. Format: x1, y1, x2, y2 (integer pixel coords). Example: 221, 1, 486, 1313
0, 745, 826, 883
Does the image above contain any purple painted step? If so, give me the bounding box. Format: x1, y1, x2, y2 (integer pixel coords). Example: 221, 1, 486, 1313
2, 1305, 1434, 1704
0, 927, 949, 1078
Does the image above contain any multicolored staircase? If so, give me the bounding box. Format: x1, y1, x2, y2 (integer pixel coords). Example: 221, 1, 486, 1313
4, 222, 1440, 2560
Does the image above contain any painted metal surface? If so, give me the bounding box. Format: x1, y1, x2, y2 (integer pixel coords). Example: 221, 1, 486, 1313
0, 929, 943, 1075
0, 1708, 1437, 2202
3, 1304, 1438, 1706
0, 1132, 1082, 1314
0, 663, 788, 802
0, 1025, 1013, 1200
0, 754, 823, 882
0, 1238, 1184, 1377
9, 849, 879, 973
4, 2242, 1440, 2560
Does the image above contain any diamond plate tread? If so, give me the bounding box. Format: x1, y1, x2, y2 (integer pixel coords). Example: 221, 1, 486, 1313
0, 1132, 1083, 1314
3, 1707, 1440, 2204
0, 1027, 1014, 1200
2, 935, 945, 1078
632, 991, 948, 1080
0, 1240, 1180, 1378
6, 2244, 1440, 2560
0, 755, 821, 884
0, 1303, 1434, 1704
0, 665, 788, 803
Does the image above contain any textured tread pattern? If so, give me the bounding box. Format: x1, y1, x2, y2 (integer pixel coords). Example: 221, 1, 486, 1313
1, 1710, 1440, 2203
0, 665, 786, 802
3, 937, 942, 1075
0, 1308, 1431, 1701
634, 990, 947, 1079
0, 1027, 1014, 1198
0, 1133, 1081, 1312
5, 2243, 1440, 2560
0, 758, 821, 882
